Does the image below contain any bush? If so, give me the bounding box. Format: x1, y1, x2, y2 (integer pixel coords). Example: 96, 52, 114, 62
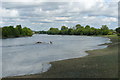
2, 25, 33, 38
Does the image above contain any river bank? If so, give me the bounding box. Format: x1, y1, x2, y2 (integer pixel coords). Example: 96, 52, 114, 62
3, 35, 119, 79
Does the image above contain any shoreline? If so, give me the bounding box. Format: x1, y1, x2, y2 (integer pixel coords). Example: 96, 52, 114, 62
3, 35, 119, 78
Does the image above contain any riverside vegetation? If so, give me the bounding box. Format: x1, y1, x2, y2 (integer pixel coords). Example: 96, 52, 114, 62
1, 25, 33, 38
35, 24, 120, 36
1, 24, 120, 39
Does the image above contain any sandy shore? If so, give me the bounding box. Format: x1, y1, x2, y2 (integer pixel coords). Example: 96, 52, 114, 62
3, 35, 119, 79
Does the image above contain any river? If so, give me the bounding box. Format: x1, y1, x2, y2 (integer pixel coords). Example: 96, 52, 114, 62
1, 34, 111, 77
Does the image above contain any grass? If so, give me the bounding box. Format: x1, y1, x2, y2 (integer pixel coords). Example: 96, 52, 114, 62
3, 35, 119, 79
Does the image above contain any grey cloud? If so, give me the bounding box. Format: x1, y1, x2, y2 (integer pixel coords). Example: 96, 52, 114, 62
1, 1, 118, 30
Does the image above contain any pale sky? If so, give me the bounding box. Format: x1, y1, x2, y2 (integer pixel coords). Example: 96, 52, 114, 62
0, 0, 119, 31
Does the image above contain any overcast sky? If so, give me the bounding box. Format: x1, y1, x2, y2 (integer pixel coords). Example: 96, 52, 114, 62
0, 0, 119, 31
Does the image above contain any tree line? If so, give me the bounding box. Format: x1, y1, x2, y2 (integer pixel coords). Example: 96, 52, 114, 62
1, 24, 120, 39
1, 25, 33, 38
36, 24, 117, 36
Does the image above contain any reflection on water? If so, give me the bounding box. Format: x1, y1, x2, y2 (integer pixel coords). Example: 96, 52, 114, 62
1, 34, 111, 77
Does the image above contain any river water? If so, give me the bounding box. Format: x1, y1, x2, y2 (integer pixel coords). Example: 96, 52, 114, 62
1, 34, 111, 77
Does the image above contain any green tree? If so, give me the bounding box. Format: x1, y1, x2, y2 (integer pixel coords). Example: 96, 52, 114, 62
108, 29, 114, 35
61, 26, 68, 30
44, 24, 114, 36
16, 25, 23, 35
8, 26, 16, 37
115, 27, 120, 36
48, 28, 59, 35
85, 25, 90, 29
0, 27, 2, 38
2, 25, 33, 38
101, 25, 109, 35
22, 27, 33, 36
60, 26, 68, 35
68, 28, 74, 35
2, 27, 9, 38
75, 24, 82, 29
14, 27, 20, 37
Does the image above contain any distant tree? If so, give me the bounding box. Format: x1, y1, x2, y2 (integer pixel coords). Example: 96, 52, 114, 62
40, 24, 115, 36
75, 24, 82, 29
0, 28, 2, 38
2, 27, 8, 37
85, 25, 90, 29
115, 27, 120, 36
68, 28, 74, 35
61, 26, 68, 30
101, 25, 109, 35
22, 27, 33, 36
8, 26, 16, 36
108, 29, 114, 35
93, 29, 101, 35
89, 27, 95, 35
115, 27, 120, 33
14, 28, 20, 37
101, 25, 109, 30
60, 26, 68, 35
74, 28, 83, 35
2, 25, 33, 38
38, 31, 47, 34
16, 25, 23, 35
60, 29, 68, 35
48, 28, 59, 35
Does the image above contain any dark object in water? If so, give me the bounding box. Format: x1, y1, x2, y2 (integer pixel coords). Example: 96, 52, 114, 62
50, 41, 52, 44
36, 42, 42, 44
36, 41, 52, 44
